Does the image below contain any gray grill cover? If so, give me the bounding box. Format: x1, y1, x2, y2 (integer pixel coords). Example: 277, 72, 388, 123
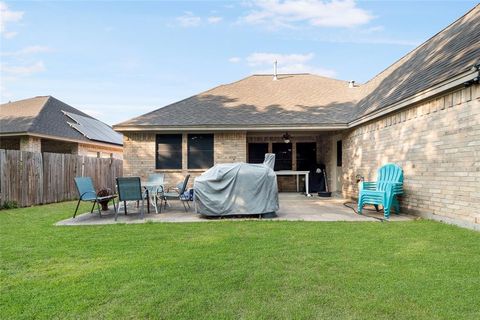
194, 154, 279, 216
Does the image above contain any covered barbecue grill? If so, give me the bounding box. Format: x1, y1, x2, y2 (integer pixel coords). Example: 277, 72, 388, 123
194, 154, 279, 217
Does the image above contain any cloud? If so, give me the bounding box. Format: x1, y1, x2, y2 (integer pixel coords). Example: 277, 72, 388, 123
0, 1, 24, 38
241, 0, 373, 29
1, 61, 46, 76
207, 16, 223, 24
176, 12, 201, 27
1, 45, 52, 57
228, 57, 241, 63
244, 52, 336, 77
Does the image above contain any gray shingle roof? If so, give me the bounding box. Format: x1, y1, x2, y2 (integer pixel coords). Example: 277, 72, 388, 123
354, 4, 480, 120
0, 96, 123, 146
116, 74, 361, 128
114, 4, 480, 130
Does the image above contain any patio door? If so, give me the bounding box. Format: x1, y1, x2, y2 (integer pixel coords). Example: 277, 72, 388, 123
296, 142, 317, 171
272, 143, 292, 171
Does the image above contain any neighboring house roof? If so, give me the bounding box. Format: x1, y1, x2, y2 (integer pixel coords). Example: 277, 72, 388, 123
0, 96, 123, 146
114, 4, 480, 131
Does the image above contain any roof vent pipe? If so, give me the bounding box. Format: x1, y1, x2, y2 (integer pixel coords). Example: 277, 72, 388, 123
348, 80, 355, 88
273, 60, 278, 81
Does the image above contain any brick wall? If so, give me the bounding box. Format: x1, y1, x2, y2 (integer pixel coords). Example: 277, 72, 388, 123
19, 136, 41, 152
343, 84, 480, 228
214, 132, 247, 164
123, 131, 247, 188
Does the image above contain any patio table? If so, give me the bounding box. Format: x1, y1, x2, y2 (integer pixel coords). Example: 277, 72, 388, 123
143, 182, 164, 213
275, 170, 310, 196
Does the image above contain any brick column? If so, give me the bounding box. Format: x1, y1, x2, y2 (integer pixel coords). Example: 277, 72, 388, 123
182, 133, 188, 171
19, 136, 41, 152
214, 131, 247, 164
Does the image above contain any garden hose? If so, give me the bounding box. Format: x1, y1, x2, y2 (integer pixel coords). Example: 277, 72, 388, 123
343, 201, 385, 222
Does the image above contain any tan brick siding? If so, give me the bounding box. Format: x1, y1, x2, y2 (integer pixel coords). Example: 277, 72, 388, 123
343, 84, 480, 227
123, 131, 247, 188
19, 136, 41, 152
214, 132, 247, 164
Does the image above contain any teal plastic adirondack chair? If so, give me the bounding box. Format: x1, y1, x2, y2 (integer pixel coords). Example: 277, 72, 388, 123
357, 164, 403, 219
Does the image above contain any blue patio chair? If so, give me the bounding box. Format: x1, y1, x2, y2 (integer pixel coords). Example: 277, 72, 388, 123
144, 173, 165, 214
357, 163, 403, 219
73, 177, 117, 218
162, 174, 190, 212
116, 177, 145, 221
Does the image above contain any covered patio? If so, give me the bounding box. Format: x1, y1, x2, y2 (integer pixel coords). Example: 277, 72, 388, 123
246, 131, 343, 193
56, 193, 412, 226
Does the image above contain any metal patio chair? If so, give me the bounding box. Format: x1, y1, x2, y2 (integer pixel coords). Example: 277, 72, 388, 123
162, 174, 191, 212
73, 177, 117, 218
116, 177, 145, 221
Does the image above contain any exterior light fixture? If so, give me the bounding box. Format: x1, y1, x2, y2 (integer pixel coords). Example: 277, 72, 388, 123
282, 132, 291, 144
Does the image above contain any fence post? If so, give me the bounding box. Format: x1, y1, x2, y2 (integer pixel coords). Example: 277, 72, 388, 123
81, 156, 85, 177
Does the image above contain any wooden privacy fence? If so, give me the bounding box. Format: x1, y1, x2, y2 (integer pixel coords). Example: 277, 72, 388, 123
0, 149, 123, 207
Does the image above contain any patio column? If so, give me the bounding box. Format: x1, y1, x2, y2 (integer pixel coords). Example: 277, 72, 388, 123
182, 133, 188, 171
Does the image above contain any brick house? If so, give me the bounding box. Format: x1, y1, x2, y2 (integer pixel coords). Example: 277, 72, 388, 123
114, 6, 480, 229
0, 96, 123, 158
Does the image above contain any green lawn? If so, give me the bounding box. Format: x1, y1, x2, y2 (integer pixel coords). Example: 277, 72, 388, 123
1, 202, 479, 319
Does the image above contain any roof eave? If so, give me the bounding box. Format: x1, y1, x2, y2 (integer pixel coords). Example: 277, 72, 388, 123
113, 123, 348, 132
0, 132, 124, 148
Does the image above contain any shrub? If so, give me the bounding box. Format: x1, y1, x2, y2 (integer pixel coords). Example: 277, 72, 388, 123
1, 201, 18, 210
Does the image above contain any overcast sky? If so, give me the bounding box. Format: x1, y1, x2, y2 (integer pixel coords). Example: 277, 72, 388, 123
0, 0, 477, 125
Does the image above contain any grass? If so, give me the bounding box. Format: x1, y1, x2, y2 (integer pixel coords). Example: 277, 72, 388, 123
1, 202, 479, 319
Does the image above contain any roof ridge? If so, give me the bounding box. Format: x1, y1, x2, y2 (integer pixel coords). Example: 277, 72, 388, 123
364, 3, 479, 86
251, 73, 350, 83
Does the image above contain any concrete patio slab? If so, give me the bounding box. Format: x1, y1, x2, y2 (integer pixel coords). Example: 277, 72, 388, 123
56, 193, 413, 226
